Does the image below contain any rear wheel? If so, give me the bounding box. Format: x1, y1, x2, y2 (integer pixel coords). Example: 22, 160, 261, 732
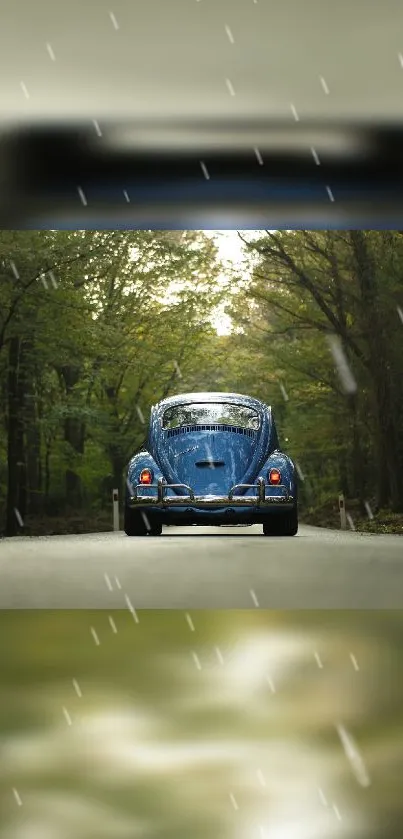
262, 507, 298, 537
124, 508, 162, 536
150, 522, 163, 536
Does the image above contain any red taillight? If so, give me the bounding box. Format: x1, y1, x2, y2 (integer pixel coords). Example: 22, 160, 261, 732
268, 468, 281, 485
139, 468, 153, 485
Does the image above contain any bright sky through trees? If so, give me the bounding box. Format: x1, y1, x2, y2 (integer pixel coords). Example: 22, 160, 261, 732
205, 230, 250, 335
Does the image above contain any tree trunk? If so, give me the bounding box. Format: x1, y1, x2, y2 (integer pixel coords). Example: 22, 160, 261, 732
338, 452, 350, 497
25, 378, 42, 515
104, 385, 128, 501
348, 394, 366, 512
44, 436, 52, 512
111, 455, 125, 498
64, 416, 85, 508
5, 337, 26, 535
59, 365, 86, 509
17, 348, 28, 521
326, 235, 366, 509
349, 231, 403, 511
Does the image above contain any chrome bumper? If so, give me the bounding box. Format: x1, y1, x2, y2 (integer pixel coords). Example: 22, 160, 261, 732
128, 477, 293, 508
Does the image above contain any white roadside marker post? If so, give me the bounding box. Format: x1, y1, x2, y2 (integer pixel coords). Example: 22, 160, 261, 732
339, 493, 347, 530
112, 489, 119, 532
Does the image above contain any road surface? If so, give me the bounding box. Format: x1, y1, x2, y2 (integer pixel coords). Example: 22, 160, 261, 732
0, 524, 402, 608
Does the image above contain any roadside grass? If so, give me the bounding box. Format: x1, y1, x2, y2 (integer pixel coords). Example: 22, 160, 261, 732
1, 510, 120, 537
300, 497, 403, 535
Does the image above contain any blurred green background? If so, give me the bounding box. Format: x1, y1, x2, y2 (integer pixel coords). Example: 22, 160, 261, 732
0, 610, 403, 839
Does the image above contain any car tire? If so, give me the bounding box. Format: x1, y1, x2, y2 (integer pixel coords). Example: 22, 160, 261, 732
124, 508, 162, 536
148, 522, 163, 536
262, 506, 298, 537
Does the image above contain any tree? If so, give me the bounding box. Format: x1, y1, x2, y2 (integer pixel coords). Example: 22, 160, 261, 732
221, 230, 403, 511
0, 230, 223, 534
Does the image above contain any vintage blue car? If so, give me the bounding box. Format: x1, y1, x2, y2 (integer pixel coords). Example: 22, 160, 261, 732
124, 392, 298, 537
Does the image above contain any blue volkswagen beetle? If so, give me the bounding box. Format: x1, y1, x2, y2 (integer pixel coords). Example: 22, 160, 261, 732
124, 392, 298, 537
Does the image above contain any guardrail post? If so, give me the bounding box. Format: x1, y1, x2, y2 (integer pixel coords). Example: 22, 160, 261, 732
338, 493, 347, 530
112, 489, 119, 531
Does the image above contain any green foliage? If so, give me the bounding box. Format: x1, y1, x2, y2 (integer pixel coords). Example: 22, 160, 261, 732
0, 231, 225, 533
220, 231, 403, 513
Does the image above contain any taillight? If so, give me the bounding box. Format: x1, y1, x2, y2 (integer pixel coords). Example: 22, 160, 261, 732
268, 468, 281, 485
139, 468, 153, 485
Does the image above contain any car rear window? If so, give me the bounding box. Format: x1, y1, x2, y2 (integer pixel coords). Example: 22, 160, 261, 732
162, 402, 260, 430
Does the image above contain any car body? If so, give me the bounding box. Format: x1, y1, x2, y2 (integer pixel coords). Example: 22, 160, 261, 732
124, 391, 298, 536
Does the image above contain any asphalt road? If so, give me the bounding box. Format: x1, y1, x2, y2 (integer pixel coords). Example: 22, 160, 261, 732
0, 524, 402, 608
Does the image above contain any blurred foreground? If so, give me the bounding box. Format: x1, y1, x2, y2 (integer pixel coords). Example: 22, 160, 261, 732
0, 610, 402, 838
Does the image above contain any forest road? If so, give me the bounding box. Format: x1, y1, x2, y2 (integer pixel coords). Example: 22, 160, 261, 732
0, 524, 402, 608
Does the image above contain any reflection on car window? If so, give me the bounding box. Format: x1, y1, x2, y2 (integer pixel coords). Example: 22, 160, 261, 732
162, 403, 260, 430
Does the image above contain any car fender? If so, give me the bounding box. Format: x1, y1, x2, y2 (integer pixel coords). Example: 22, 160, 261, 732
258, 450, 297, 497
126, 452, 164, 500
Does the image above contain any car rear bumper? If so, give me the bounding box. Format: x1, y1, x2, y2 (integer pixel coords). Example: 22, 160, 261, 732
127, 477, 294, 509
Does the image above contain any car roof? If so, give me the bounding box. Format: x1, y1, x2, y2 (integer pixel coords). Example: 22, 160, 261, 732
155, 392, 269, 412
